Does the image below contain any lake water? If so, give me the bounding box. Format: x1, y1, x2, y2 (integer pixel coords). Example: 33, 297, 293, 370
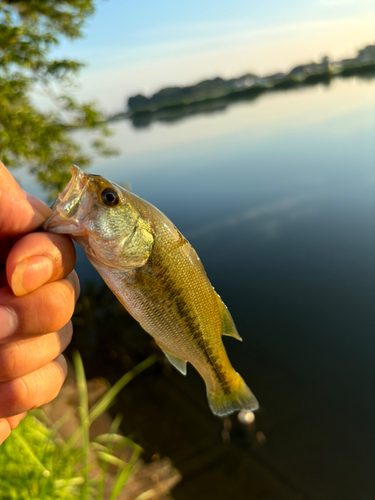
19, 76, 375, 499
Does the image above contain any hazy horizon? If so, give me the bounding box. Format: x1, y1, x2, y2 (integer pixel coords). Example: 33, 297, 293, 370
48, 0, 374, 113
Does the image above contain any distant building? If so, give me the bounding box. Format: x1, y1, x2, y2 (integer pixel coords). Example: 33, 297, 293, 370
357, 45, 375, 63
338, 45, 375, 70
340, 58, 358, 69
232, 74, 258, 89
265, 72, 286, 80
264, 72, 286, 85
321, 56, 331, 71
289, 62, 323, 78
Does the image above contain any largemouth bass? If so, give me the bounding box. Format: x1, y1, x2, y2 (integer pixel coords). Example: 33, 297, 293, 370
43, 166, 259, 416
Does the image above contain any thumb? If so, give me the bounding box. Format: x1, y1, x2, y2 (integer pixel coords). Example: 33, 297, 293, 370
0, 162, 51, 238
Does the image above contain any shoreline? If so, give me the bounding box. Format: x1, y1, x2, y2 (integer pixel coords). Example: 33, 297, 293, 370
107, 62, 375, 127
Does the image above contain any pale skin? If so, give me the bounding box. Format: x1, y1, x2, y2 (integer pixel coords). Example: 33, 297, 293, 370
0, 161, 79, 444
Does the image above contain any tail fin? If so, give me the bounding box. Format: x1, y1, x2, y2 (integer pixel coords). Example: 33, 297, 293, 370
207, 373, 259, 417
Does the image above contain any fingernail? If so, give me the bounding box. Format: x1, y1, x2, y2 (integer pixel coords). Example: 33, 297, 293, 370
0, 306, 18, 340
12, 256, 54, 296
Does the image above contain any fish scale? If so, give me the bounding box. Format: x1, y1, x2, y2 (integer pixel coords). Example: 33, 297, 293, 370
43, 166, 259, 416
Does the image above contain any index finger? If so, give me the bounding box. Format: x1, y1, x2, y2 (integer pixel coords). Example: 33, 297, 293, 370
6, 232, 76, 296
0, 161, 51, 238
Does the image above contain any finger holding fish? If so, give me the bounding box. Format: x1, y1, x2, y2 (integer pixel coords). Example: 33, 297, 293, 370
6, 232, 76, 296
0, 162, 78, 443
0, 272, 79, 339
0, 322, 73, 382
0, 355, 67, 419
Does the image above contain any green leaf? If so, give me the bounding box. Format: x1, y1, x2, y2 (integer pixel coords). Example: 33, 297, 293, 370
0, 0, 117, 199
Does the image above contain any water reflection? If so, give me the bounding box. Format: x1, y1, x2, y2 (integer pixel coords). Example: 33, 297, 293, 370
127, 71, 375, 129
9, 71, 375, 204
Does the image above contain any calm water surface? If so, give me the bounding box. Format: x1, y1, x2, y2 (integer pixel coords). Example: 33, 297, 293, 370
20, 77, 375, 499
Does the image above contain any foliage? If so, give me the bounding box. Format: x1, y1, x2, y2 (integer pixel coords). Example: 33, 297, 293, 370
0, 351, 157, 500
0, 0, 116, 199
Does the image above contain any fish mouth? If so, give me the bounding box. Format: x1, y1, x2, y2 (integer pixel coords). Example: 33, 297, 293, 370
52, 165, 87, 215
43, 165, 88, 233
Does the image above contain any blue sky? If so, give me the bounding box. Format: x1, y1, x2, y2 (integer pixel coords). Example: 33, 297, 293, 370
53, 0, 374, 112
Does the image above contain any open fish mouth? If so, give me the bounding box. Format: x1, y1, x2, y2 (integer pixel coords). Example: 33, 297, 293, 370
50, 165, 87, 217
43, 165, 88, 233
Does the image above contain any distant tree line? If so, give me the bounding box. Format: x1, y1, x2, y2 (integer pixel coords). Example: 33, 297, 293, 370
126, 44, 375, 116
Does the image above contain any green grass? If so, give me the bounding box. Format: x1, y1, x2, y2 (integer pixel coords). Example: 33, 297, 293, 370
0, 352, 157, 500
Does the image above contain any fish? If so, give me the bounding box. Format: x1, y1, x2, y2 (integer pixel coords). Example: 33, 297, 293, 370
43, 166, 259, 416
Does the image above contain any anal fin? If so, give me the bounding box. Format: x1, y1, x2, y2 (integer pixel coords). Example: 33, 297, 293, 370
161, 348, 187, 375
215, 292, 242, 341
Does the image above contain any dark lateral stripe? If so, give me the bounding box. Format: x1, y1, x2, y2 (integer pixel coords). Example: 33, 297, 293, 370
163, 269, 229, 386
137, 253, 229, 387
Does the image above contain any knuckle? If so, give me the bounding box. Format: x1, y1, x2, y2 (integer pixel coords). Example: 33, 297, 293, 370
43, 283, 75, 331
0, 341, 24, 382
67, 271, 80, 301
59, 321, 73, 350
48, 356, 67, 402
3, 376, 31, 415
16, 377, 31, 409
0, 356, 68, 417
56, 353, 68, 377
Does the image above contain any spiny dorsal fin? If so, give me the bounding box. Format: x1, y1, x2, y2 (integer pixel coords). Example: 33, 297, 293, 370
215, 292, 242, 341
161, 348, 187, 375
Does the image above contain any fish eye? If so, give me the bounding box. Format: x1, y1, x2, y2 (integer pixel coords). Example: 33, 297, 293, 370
101, 188, 120, 207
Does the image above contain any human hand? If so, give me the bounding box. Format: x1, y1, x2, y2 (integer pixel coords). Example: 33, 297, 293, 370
0, 161, 80, 444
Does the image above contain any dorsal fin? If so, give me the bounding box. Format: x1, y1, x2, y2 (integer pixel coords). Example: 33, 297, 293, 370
161, 347, 187, 375
215, 292, 242, 341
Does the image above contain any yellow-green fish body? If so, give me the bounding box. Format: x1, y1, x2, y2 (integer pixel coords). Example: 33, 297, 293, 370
44, 166, 259, 416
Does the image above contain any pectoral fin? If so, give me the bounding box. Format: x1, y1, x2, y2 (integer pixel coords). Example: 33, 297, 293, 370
161, 348, 187, 375
215, 292, 242, 341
